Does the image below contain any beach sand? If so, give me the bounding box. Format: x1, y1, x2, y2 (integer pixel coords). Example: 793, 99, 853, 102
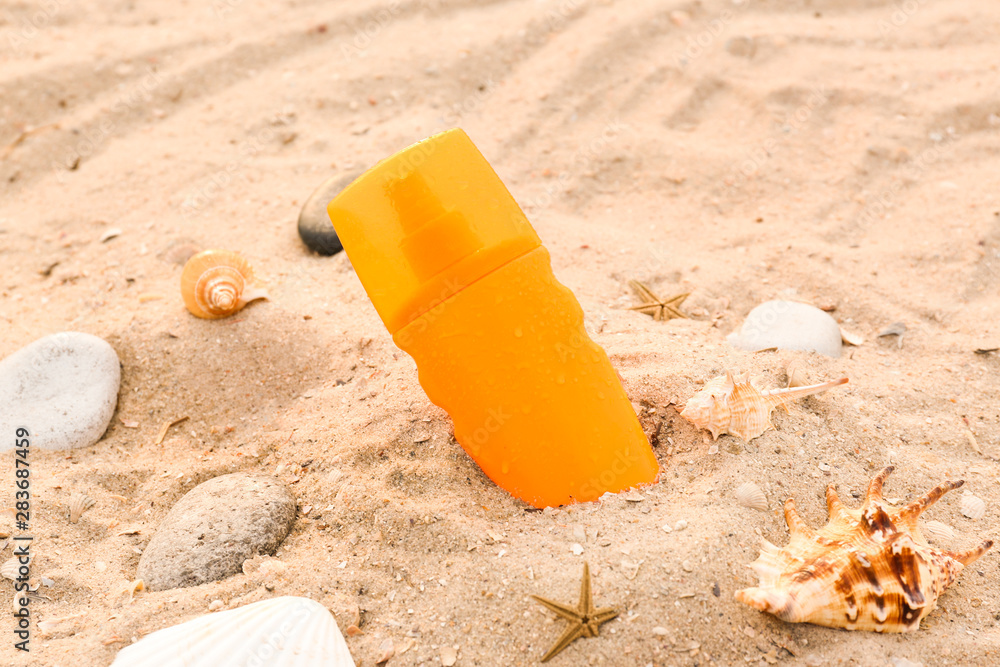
1, 0, 999, 664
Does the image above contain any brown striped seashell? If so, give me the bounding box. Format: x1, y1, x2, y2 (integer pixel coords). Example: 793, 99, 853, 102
735, 482, 768, 511
68, 493, 96, 523
680, 371, 848, 441
736, 467, 993, 632
180, 250, 268, 319
960, 492, 986, 520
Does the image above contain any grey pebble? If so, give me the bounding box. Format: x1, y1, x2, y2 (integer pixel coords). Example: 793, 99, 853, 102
0, 332, 120, 451
728, 300, 842, 358
298, 171, 363, 256
137, 473, 296, 591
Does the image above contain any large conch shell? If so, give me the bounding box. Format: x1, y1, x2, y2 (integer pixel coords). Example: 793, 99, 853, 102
180, 250, 268, 319
679, 371, 848, 441
736, 467, 993, 632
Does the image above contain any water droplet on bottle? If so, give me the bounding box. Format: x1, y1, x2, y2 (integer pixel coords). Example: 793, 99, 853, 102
514, 327, 523, 338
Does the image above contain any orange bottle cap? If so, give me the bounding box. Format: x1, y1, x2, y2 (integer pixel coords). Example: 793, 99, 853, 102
327, 129, 540, 333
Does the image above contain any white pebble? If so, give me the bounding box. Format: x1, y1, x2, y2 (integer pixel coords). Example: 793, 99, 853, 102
728, 300, 842, 358
0, 332, 120, 451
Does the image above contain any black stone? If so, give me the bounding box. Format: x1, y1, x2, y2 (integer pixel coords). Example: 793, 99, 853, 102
297, 171, 363, 256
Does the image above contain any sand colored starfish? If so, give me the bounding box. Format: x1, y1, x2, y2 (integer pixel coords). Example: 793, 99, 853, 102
531, 562, 619, 662
627, 279, 689, 321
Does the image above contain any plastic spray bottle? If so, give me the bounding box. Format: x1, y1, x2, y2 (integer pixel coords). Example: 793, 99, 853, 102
327, 129, 658, 508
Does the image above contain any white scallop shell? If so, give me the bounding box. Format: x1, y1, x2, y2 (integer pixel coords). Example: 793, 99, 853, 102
735, 482, 768, 511
110, 596, 355, 666
68, 493, 96, 523
961, 492, 986, 520
1, 556, 19, 580
1, 554, 30, 581
922, 519, 955, 544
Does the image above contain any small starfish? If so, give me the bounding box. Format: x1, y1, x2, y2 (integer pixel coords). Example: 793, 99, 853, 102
531, 562, 619, 662
627, 279, 689, 321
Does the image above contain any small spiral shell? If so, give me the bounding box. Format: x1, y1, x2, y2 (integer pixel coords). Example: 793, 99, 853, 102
181, 250, 268, 319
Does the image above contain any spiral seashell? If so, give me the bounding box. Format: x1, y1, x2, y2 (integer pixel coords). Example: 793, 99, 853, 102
961, 492, 986, 520
68, 493, 96, 523
180, 250, 268, 319
735, 482, 768, 511
922, 520, 955, 545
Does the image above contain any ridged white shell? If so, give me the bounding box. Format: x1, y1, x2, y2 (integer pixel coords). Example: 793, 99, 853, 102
110, 596, 355, 666
922, 520, 955, 545
961, 492, 986, 520
735, 482, 768, 511
1, 556, 21, 580
68, 493, 96, 523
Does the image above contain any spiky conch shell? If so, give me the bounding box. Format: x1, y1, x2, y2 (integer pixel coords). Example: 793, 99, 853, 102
735, 467, 993, 632
180, 250, 268, 319
679, 371, 848, 441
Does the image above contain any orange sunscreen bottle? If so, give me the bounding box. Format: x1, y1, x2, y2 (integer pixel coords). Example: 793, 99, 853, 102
327, 129, 658, 508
